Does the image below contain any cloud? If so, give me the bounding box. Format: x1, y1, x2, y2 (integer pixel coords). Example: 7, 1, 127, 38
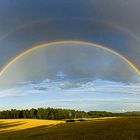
94, 79, 140, 95
0, 78, 140, 112
0, 0, 140, 74
0, 78, 140, 98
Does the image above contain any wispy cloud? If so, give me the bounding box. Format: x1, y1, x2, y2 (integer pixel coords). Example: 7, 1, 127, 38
0, 78, 140, 97
0, 78, 140, 112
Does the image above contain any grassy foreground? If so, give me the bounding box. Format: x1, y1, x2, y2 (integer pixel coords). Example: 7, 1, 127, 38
0, 117, 140, 140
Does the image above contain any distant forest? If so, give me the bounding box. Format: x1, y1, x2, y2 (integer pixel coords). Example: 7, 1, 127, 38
0, 108, 140, 120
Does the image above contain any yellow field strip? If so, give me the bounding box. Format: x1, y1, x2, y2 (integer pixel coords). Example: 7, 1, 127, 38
0, 119, 64, 132
0, 117, 120, 132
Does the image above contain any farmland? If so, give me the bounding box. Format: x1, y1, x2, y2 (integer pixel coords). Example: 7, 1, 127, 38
0, 117, 140, 140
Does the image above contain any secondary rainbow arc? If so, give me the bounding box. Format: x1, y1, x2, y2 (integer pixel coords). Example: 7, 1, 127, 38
0, 40, 140, 77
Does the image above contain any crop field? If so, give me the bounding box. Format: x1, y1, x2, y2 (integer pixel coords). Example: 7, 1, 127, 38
0, 117, 140, 140
0, 119, 64, 132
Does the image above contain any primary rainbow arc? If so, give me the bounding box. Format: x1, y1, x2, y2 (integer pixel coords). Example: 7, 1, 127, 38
0, 40, 140, 77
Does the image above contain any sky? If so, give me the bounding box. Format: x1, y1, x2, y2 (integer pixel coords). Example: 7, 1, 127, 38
0, 0, 140, 112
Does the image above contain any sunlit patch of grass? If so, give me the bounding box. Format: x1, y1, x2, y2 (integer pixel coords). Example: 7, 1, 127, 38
65, 117, 119, 122
0, 119, 64, 132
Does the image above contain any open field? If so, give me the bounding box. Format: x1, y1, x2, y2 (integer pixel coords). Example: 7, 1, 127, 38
0, 119, 64, 132
0, 117, 140, 140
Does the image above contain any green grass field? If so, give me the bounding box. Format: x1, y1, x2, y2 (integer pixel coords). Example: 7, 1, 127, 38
0, 117, 140, 140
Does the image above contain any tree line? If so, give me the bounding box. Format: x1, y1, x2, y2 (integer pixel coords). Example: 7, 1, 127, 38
0, 108, 114, 120
0, 108, 139, 120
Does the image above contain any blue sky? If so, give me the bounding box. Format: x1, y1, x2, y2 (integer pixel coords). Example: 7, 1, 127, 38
0, 78, 140, 112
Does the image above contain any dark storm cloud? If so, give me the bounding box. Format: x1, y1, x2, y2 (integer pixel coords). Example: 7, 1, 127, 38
0, 0, 140, 82
0, 0, 140, 28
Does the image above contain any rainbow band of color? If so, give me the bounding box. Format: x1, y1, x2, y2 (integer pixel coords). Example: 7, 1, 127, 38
0, 40, 140, 77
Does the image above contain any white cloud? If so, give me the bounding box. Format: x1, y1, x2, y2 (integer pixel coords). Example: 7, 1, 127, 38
0, 78, 140, 112
0, 78, 140, 97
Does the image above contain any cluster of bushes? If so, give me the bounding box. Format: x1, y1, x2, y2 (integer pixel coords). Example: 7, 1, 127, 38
66, 119, 86, 122
87, 111, 113, 118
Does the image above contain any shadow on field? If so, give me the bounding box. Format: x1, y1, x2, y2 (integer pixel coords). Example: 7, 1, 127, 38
0, 117, 140, 140
0, 121, 26, 131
